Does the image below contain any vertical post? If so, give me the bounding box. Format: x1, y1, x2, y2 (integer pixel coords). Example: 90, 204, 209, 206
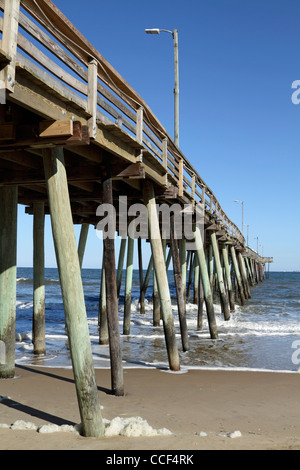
208, 243, 214, 289
194, 225, 218, 339
136, 107, 143, 144
230, 246, 246, 305
102, 167, 124, 396
162, 137, 168, 169
179, 238, 187, 305
178, 158, 183, 197
162, 137, 168, 186
211, 232, 230, 320
193, 254, 200, 305
0, 186, 18, 378
77, 223, 89, 270
170, 213, 189, 352
138, 238, 145, 313
116, 237, 127, 299
123, 234, 134, 335
33, 202, 46, 355
153, 271, 161, 327
197, 271, 204, 330
245, 256, 255, 286
1, 0, 21, 93
43, 148, 104, 436
143, 181, 180, 371
238, 253, 251, 299
221, 244, 235, 312
87, 59, 98, 139
186, 252, 194, 300
140, 254, 153, 314
99, 253, 108, 345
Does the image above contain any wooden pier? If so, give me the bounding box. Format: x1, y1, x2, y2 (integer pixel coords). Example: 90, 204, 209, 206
0, 0, 273, 437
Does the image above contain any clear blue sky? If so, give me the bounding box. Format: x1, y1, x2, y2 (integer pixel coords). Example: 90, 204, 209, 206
17, 0, 300, 271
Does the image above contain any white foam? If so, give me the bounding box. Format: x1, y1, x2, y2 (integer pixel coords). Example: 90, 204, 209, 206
37, 423, 79, 434
103, 416, 172, 437
10, 420, 37, 431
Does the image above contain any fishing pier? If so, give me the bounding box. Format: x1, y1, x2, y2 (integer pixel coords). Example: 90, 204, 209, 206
0, 0, 273, 437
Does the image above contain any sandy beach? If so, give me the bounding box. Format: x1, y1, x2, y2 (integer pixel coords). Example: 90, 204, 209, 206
0, 365, 299, 451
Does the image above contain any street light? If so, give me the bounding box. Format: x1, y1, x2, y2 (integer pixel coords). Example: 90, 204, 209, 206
254, 236, 259, 253
145, 28, 179, 147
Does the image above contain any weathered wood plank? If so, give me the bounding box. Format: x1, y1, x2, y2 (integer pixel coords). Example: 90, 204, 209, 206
0, 185, 18, 378
39, 120, 73, 138
33, 201, 46, 355
43, 146, 104, 437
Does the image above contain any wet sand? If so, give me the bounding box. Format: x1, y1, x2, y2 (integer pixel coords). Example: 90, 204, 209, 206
0, 365, 299, 450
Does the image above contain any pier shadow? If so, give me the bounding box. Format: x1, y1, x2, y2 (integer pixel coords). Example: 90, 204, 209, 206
0, 396, 76, 427
16, 364, 112, 395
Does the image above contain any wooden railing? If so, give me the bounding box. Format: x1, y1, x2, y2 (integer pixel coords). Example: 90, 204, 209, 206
0, 0, 245, 245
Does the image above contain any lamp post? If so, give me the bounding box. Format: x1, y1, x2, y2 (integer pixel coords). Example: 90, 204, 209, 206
234, 200, 244, 237
145, 28, 179, 147
254, 236, 259, 254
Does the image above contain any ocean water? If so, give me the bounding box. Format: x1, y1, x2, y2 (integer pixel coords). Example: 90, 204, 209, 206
15, 268, 300, 372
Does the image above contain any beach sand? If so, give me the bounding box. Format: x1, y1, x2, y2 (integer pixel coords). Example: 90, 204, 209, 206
0, 365, 299, 451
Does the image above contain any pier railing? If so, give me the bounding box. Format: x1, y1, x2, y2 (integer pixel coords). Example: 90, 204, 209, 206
0, 0, 244, 245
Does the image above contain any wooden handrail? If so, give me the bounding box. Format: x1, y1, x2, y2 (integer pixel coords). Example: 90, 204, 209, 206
0, 0, 246, 246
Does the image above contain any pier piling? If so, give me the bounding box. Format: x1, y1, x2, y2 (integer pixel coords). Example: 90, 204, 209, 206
43, 147, 105, 437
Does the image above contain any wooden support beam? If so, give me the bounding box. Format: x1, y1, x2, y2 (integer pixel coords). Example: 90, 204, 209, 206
99, 253, 108, 345
193, 254, 200, 305
143, 180, 180, 371
39, 119, 73, 138
102, 166, 124, 395
179, 238, 187, 306
0, 121, 89, 150
153, 271, 161, 327
0, 185, 18, 378
43, 147, 104, 436
221, 244, 235, 312
230, 245, 246, 305
238, 252, 251, 299
197, 269, 204, 330
211, 231, 230, 321
170, 213, 189, 352
140, 254, 153, 314
33, 201, 46, 355
123, 234, 134, 335
116, 237, 127, 299
112, 162, 145, 180
194, 224, 218, 339
77, 223, 89, 270
137, 238, 145, 313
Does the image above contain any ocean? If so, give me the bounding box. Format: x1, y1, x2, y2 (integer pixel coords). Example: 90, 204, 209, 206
15, 268, 300, 373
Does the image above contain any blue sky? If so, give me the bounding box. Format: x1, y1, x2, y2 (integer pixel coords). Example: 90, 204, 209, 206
17, 0, 300, 271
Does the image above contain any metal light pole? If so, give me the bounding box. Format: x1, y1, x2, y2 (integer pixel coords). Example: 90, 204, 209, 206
145, 28, 179, 147
254, 236, 258, 254
234, 200, 244, 237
